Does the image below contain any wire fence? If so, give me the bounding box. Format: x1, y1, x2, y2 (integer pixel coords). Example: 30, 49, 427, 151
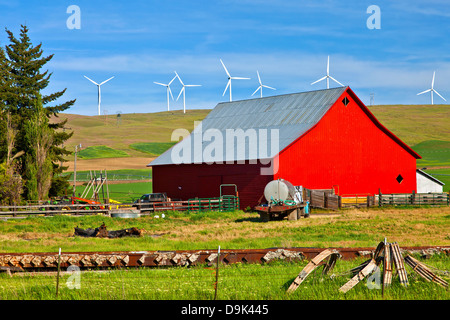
68, 172, 152, 182
1, 258, 449, 300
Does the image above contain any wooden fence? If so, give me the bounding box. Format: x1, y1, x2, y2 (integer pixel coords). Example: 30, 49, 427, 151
305, 189, 449, 210
377, 192, 449, 207
0, 196, 240, 217
304, 189, 341, 210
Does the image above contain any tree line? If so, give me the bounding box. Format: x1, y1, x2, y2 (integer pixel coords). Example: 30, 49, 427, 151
0, 25, 75, 205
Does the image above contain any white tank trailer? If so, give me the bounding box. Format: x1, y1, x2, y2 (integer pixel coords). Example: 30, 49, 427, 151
255, 179, 309, 222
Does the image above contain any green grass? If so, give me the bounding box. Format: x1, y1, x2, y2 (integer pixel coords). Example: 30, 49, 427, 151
369, 104, 450, 146
1, 207, 449, 253
67, 169, 152, 181
0, 256, 448, 300
77, 146, 129, 159
130, 142, 177, 156
425, 168, 450, 192
1, 208, 449, 300
58, 110, 210, 159
412, 140, 450, 167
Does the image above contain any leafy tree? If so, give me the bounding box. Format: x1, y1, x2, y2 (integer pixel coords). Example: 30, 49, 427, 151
0, 111, 24, 205
1, 25, 75, 200
23, 95, 54, 201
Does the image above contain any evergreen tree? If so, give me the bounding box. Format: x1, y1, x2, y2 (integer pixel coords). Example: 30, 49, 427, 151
2, 25, 75, 199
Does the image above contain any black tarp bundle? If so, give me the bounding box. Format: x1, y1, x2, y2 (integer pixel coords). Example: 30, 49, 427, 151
74, 223, 142, 238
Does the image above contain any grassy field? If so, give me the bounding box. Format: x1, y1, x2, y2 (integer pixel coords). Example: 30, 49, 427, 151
130, 142, 177, 156
77, 145, 129, 159
368, 104, 450, 147
73, 181, 151, 203
56, 110, 210, 160
1, 256, 448, 300
1, 206, 449, 253
0, 207, 449, 300
412, 140, 450, 167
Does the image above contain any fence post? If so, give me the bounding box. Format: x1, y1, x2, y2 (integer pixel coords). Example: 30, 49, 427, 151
378, 189, 382, 207
411, 191, 415, 205
56, 248, 61, 299
214, 245, 220, 300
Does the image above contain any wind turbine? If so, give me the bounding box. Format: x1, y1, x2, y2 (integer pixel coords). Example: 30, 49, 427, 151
311, 55, 344, 89
175, 71, 201, 114
417, 71, 446, 105
220, 59, 250, 102
154, 75, 177, 111
252, 70, 276, 98
84, 75, 114, 115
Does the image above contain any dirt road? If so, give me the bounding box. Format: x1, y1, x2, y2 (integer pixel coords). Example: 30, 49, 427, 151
65, 157, 155, 172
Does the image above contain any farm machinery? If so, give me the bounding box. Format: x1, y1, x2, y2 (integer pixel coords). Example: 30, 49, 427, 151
254, 179, 310, 222
48, 170, 110, 212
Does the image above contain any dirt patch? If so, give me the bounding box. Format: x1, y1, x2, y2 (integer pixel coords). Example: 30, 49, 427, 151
65, 157, 155, 172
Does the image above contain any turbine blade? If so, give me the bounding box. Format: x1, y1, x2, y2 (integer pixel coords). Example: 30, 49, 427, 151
100, 76, 114, 85
417, 89, 431, 95
231, 77, 250, 80
262, 85, 276, 90
220, 59, 231, 77
252, 86, 261, 96
154, 82, 167, 86
431, 71, 435, 88
168, 86, 174, 100
311, 76, 326, 85
327, 56, 330, 75
329, 76, 344, 87
177, 87, 185, 101
434, 89, 446, 101
168, 75, 177, 85
257, 70, 261, 85
84, 75, 98, 85
174, 71, 183, 85
223, 80, 231, 96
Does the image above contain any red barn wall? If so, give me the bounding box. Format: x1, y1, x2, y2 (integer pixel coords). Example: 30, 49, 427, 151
152, 162, 273, 209
275, 91, 417, 196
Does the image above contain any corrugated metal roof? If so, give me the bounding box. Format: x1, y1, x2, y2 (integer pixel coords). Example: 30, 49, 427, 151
150, 87, 347, 166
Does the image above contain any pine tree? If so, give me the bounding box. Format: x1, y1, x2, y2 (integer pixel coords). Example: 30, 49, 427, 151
3, 25, 75, 199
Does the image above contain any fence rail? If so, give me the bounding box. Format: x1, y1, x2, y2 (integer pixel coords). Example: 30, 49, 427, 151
305, 189, 449, 210
0, 196, 240, 217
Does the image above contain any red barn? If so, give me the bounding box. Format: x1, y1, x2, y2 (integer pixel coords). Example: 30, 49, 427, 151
149, 87, 421, 209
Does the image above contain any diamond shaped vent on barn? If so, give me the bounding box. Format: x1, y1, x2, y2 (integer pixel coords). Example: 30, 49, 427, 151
342, 96, 349, 106
396, 174, 404, 184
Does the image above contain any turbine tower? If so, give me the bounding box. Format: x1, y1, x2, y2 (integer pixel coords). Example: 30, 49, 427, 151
311, 55, 344, 89
220, 59, 250, 102
154, 75, 177, 111
84, 75, 114, 115
417, 71, 446, 105
252, 70, 276, 98
175, 71, 201, 114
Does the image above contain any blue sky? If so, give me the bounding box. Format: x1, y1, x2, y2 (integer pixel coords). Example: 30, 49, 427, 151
1, 0, 449, 115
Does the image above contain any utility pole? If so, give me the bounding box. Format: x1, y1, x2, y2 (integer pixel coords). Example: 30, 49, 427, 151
73, 144, 82, 197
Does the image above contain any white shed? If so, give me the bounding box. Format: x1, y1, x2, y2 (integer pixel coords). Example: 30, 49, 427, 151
416, 169, 444, 193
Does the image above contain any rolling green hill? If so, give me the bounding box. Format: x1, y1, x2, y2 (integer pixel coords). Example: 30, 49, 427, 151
56, 109, 210, 159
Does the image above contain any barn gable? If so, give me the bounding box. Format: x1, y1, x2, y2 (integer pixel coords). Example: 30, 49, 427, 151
275, 87, 420, 195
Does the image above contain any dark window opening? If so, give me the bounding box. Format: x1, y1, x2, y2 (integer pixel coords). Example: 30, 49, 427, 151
396, 174, 404, 184
342, 97, 349, 106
